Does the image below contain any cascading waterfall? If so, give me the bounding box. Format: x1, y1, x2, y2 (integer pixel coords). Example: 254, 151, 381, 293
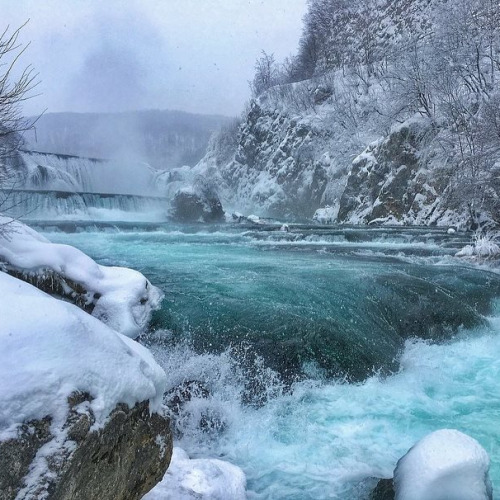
1, 150, 168, 221
3, 190, 167, 221
18, 150, 157, 194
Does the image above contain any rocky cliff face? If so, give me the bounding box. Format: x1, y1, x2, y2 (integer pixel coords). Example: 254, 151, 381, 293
0, 394, 172, 500
214, 100, 329, 218
195, 93, 496, 227
338, 119, 447, 225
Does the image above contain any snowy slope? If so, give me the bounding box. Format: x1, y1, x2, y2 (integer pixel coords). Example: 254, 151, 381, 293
0, 271, 166, 439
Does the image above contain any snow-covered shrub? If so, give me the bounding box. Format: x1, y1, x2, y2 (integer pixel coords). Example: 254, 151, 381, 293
456, 231, 500, 259
313, 205, 337, 224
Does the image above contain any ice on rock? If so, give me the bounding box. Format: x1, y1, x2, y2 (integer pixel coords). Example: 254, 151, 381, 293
0, 216, 163, 338
456, 232, 500, 259
143, 447, 246, 500
394, 429, 492, 500
0, 271, 166, 439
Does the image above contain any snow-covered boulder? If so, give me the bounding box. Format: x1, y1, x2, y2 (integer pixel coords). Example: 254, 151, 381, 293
313, 205, 337, 224
394, 429, 492, 500
0, 216, 163, 338
0, 272, 171, 499
144, 447, 246, 500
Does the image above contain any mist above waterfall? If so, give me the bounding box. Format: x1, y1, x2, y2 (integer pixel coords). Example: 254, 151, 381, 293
24, 111, 231, 170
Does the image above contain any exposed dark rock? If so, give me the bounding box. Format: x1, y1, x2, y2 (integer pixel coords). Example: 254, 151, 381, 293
0, 394, 172, 500
164, 380, 226, 436
371, 478, 395, 500
164, 380, 210, 414
171, 178, 225, 223
4, 267, 95, 314
313, 85, 333, 105
0, 417, 52, 500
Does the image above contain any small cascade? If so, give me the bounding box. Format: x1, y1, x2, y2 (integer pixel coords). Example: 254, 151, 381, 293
2, 190, 167, 221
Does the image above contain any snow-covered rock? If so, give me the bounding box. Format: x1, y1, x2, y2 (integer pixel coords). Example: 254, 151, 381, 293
170, 182, 224, 223
144, 447, 246, 500
337, 118, 448, 225
247, 214, 262, 224
0, 271, 171, 499
313, 205, 337, 224
394, 429, 492, 500
0, 216, 163, 338
0, 271, 166, 434
195, 99, 332, 218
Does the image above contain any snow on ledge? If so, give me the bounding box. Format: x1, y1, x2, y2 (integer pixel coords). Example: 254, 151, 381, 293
0, 216, 163, 338
0, 271, 166, 440
394, 429, 492, 500
143, 447, 246, 500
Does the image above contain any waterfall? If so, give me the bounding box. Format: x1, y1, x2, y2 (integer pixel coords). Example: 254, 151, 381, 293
0, 150, 168, 221
17, 150, 158, 195
2, 190, 167, 221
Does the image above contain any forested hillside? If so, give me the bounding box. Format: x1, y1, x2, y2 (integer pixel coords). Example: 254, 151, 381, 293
194, 0, 500, 226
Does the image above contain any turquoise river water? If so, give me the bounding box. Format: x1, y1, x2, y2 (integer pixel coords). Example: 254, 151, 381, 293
40, 222, 500, 499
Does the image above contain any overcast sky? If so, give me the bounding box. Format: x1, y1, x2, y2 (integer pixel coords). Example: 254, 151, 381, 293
3, 0, 307, 118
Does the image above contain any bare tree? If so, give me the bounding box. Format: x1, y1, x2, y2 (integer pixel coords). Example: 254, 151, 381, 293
0, 22, 40, 233
250, 51, 280, 97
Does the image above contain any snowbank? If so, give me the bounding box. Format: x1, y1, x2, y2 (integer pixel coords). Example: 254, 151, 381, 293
144, 447, 246, 500
394, 429, 492, 500
0, 216, 163, 338
0, 271, 166, 439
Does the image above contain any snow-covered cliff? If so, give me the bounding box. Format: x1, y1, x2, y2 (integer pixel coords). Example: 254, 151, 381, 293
186, 0, 500, 228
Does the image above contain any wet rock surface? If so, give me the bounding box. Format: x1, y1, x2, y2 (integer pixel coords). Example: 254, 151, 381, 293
371, 478, 395, 500
171, 181, 225, 223
0, 394, 172, 500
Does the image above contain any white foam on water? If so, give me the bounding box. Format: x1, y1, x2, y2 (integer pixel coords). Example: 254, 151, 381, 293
150, 323, 500, 499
